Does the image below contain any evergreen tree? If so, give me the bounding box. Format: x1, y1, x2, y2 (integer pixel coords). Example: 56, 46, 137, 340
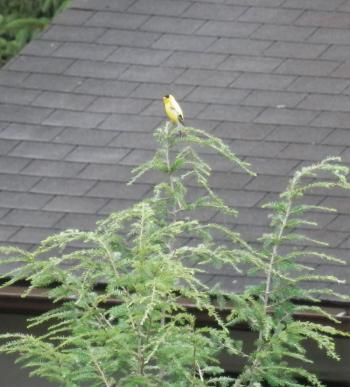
0, 123, 348, 386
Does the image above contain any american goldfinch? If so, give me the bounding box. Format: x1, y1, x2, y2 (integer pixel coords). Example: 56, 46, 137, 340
163, 94, 184, 126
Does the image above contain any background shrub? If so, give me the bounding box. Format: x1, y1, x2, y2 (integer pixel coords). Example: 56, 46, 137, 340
0, 0, 69, 66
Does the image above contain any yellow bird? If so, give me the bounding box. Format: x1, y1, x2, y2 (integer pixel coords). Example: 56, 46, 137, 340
163, 94, 184, 126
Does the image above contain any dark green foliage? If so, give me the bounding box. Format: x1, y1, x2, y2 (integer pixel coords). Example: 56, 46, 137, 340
0, 0, 70, 66
0, 123, 348, 386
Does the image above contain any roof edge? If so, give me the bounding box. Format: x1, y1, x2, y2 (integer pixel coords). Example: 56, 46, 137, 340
0, 284, 349, 332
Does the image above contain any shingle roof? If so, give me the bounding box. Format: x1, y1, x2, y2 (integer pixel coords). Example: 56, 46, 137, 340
1, 0, 350, 299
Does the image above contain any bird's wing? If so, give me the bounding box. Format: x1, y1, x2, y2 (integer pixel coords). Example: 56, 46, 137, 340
169, 97, 183, 116
169, 105, 184, 124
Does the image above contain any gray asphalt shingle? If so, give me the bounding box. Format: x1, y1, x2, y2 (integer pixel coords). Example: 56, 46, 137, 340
0, 0, 350, 300
0, 123, 63, 141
